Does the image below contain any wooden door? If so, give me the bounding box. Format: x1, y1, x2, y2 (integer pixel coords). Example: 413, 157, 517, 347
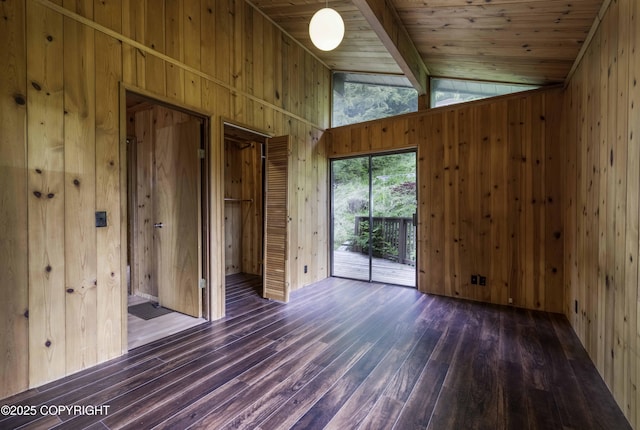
263, 136, 290, 302
153, 119, 202, 317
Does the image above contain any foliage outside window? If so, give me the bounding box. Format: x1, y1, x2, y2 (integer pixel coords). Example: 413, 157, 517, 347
332, 73, 418, 127
431, 77, 538, 108
332, 153, 416, 255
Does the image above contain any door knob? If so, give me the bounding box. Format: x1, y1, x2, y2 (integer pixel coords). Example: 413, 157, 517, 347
154, 222, 164, 228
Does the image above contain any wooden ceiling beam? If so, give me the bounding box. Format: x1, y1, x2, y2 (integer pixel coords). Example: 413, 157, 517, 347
352, 0, 430, 95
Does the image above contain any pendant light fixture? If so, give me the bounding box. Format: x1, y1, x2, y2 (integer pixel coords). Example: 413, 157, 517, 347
309, 1, 345, 51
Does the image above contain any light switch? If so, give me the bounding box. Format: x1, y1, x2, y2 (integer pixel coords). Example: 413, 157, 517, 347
96, 211, 107, 227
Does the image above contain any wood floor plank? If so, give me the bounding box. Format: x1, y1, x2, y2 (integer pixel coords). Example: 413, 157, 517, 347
458, 306, 502, 429
326, 326, 443, 430
323, 297, 444, 429
289, 344, 396, 430
213, 305, 414, 429
570, 353, 634, 430
158, 342, 330, 430
425, 324, 482, 430
391, 360, 449, 430
533, 311, 594, 429
227, 340, 374, 430
289, 295, 429, 430
0, 275, 631, 430
498, 359, 530, 429
381, 327, 444, 404
19, 415, 64, 430
528, 387, 564, 430
149, 284, 385, 428
255, 288, 423, 429
518, 310, 552, 391
358, 395, 404, 430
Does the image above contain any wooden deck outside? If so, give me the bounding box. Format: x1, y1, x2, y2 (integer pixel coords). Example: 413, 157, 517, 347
333, 249, 416, 287
0, 274, 630, 430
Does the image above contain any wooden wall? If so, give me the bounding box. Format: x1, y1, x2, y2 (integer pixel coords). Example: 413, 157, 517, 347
224, 138, 264, 276
562, 0, 640, 426
0, 0, 330, 399
0, 0, 28, 401
330, 87, 565, 313
224, 140, 244, 275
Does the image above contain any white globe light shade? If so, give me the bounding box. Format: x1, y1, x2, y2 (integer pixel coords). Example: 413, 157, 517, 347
309, 8, 345, 51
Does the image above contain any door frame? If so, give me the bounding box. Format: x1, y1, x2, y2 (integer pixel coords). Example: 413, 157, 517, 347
119, 84, 212, 350
329, 149, 418, 287
220, 119, 272, 315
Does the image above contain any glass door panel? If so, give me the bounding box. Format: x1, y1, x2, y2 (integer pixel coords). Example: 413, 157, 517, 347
331, 152, 416, 287
331, 157, 370, 281
370, 152, 416, 287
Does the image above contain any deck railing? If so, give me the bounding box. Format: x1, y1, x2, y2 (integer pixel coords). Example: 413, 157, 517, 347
352, 216, 416, 265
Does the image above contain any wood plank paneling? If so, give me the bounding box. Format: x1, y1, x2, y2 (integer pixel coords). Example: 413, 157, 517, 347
2, 0, 330, 399
94, 1, 124, 363
330, 88, 564, 313
593, 24, 606, 371
0, 0, 29, 400
223, 132, 265, 277
26, 0, 66, 387
427, 113, 445, 296
257, 0, 605, 86
489, 102, 509, 305
144, 0, 165, 95
120, 0, 135, 85
122, 0, 145, 87
543, 89, 564, 313
290, 123, 301, 287
627, 0, 640, 422
215, 0, 232, 86
132, 109, 155, 298
206, 91, 225, 320
442, 112, 459, 298
224, 140, 243, 275
183, 0, 200, 107
612, 0, 629, 408
240, 141, 265, 275
563, 0, 639, 426
164, 0, 184, 102
63, 0, 97, 374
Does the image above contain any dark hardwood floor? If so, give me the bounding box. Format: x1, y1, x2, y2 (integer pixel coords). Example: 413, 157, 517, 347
1, 274, 631, 430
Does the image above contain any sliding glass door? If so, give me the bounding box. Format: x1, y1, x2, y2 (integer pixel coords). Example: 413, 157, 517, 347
331, 152, 416, 287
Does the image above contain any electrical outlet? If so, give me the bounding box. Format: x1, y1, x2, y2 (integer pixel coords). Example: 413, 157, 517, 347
304, 265, 308, 274
471, 275, 478, 285
479, 276, 487, 286
508, 297, 513, 304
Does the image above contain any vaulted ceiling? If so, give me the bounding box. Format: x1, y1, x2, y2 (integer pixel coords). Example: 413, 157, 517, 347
251, 0, 605, 92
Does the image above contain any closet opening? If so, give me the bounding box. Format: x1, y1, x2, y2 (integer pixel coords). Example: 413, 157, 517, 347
223, 123, 269, 302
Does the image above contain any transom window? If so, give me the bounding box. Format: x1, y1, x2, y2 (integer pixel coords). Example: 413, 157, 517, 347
332, 72, 418, 127
431, 77, 538, 108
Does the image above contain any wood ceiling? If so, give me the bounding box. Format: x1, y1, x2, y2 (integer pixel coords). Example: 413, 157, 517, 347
250, 0, 605, 90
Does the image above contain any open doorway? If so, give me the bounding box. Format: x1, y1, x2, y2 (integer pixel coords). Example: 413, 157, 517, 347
125, 92, 209, 349
222, 123, 269, 303
331, 151, 417, 287
223, 123, 292, 306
